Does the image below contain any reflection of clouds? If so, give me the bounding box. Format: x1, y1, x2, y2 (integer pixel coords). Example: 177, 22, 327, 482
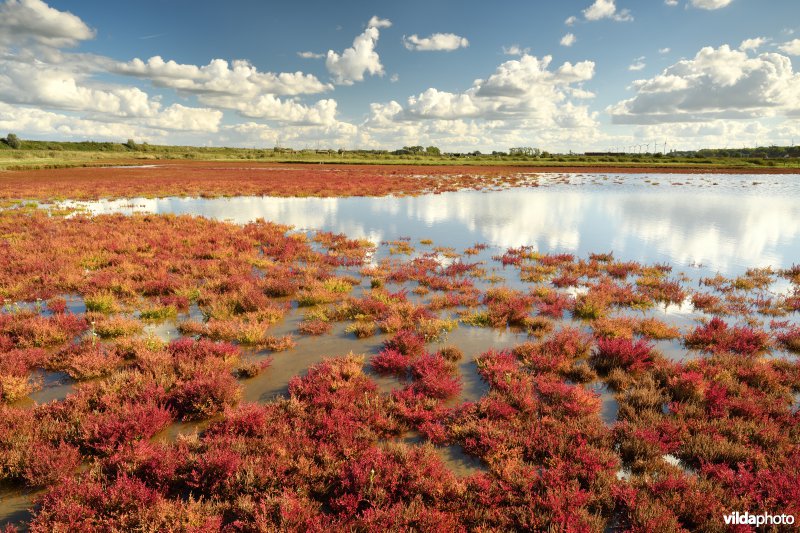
612, 192, 800, 272
70, 197, 386, 243
63, 180, 800, 275
402, 191, 586, 250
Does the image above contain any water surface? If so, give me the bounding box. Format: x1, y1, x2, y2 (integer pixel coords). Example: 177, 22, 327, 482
59, 173, 800, 277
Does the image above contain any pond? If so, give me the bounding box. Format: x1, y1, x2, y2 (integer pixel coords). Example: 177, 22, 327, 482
58, 173, 800, 278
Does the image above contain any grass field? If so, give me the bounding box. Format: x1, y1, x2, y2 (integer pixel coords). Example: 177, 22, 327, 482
1, 140, 798, 171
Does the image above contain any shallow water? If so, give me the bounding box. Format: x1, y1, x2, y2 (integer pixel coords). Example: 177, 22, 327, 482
400, 431, 487, 477
589, 382, 620, 425
0, 486, 37, 530
57, 173, 800, 277
26, 370, 74, 405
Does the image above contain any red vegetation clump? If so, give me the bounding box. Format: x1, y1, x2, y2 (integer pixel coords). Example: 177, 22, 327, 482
168, 370, 240, 421
30, 474, 223, 531
534, 290, 574, 318
592, 337, 658, 374
684, 317, 771, 356
55, 340, 125, 380
428, 290, 481, 310
82, 399, 174, 454
370, 349, 410, 377
0, 311, 87, 349
408, 355, 461, 400
691, 293, 727, 314
513, 326, 593, 376
46, 297, 67, 314
335, 287, 438, 336
438, 349, 619, 529
298, 318, 333, 336
330, 445, 465, 529
0, 347, 47, 402
482, 287, 535, 327
775, 325, 800, 353
381, 329, 427, 359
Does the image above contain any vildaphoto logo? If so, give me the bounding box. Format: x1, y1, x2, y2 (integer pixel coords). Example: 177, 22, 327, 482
723, 511, 795, 526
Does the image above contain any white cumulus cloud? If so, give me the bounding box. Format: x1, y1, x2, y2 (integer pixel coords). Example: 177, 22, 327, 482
0, 101, 166, 140
628, 57, 646, 71
297, 51, 324, 59
115, 56, 332, 97
367, 16, 392, 29
325, 18, 389, 85
502, 45, 530, 56
779, 39, 800, 55
739, 37, 766, 51
689, 0, 733, 9
373, 54, 597, 126
403, 33, 469, 52
560, 33, 576, 47
356, 52, 603, 152
608, 45, 800, 124
0, 61, 222, 132
0, 0, 94, 48
582, 0, 633, 22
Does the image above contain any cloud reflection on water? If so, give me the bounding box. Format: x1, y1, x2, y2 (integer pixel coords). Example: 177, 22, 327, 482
67, 176, 800, 275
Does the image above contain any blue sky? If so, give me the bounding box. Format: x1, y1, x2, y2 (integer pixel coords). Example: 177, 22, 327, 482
1, 0, 798, 151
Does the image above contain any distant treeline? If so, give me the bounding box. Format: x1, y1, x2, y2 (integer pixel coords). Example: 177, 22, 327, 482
1, 136, 798, 170
672, 146, 800, 159
2, 137, 797, 158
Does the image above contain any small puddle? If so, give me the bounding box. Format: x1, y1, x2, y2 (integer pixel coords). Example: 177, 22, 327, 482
142, 320, 182, 342
241, 319, 388, 402
0, 485, 39, 531
153, 419, 210, 443
400, 432, 486, 477
431, 325, 527, 403
588, 382, 619, 425
24, 370, 75, 405
654, 338, 693, 362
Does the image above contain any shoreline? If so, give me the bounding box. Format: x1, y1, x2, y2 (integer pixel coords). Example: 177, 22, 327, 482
1, 161, 797, 202
2, 159, 799, 174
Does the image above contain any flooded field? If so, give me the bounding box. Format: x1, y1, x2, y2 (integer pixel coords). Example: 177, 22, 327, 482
56, 172, 800, 276
2, 172, 799, 530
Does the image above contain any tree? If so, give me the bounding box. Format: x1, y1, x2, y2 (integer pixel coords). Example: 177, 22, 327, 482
5, 133, 21, 149
403, 145, 424, 154
425, 146, 440, 156
124, 139, 137, 150
509, 147, 540, 157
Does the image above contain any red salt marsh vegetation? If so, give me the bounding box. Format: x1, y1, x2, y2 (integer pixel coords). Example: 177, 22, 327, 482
0, 162, 543, 201
1, 161, 797, 202
0, 206, 799, 531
